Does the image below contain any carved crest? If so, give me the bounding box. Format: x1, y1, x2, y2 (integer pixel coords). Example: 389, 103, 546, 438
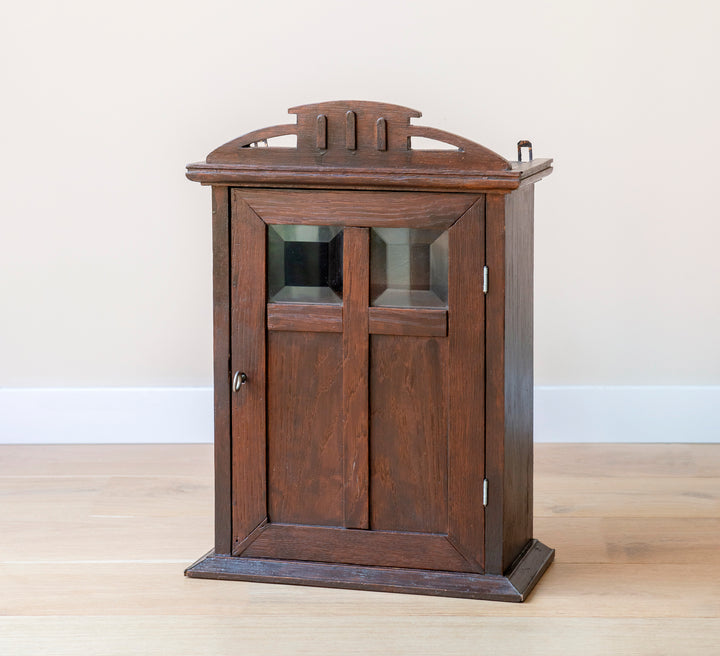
205, 100, 510, 172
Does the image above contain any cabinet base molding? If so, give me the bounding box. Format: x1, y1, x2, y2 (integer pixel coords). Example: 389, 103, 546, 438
185, 539, 554, 603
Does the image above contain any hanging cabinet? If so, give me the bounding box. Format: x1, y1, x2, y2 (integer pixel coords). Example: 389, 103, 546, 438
185, 101, 554, 601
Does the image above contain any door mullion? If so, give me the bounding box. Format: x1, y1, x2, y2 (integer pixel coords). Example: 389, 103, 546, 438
342, 227, 370, 529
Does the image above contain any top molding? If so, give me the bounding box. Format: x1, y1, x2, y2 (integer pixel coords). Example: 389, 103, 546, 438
187, 101, 553, 192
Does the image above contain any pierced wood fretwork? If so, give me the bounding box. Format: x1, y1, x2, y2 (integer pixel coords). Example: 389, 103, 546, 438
204, 100, 508, 170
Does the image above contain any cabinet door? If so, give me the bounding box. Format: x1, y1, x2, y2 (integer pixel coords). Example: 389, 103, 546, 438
229, 189, 486, 573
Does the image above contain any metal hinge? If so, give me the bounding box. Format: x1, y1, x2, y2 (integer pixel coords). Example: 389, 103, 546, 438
483, 478, 489, 507
483, 266, 489, 294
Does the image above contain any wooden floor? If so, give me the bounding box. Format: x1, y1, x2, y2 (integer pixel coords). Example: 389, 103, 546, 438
1, 444, 719, 655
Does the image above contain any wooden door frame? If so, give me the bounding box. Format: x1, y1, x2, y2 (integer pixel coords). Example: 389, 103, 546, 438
223, 188, 487, 573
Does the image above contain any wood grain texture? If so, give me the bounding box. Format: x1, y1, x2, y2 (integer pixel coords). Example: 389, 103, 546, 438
369, 334, 448, 534
3, 443, 720, 654
345, 110, 356, 150
5, 450, 718, 566
342, 228, 369, 528
230, 518, 267, 557
291, 101, 420, 154
484, 192, 507, 574
316, 114, 327, 149
447, 199, 486, 572
205, 123, 298, 154
368, 307, 447, 336
501, 186, 535, 571
188, 547, 549, 601
239, 189, 480, 229
201, 101, 511, 173
0, 444, 214, 477
375, 117, 387, 151
478, 189, 536, 574
408, 125, 498, 153
229, 194, 267, 551
535, 443, 720, 479
210, 186, 232, 554
535, 475, 720, 518
537, 516, 720, 564
4, 617, 717, 656
239, 525, 478, 574
266, 303, 342, 333
186, 164, 553, 193
267, 331, 343, 526
187, 102, 557, 600
5, 561, 720, 618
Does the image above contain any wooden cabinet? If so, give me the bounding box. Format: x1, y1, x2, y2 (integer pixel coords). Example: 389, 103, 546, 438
185, 101, 554, 601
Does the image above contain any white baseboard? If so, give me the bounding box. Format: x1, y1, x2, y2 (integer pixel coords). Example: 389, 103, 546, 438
0, 386, 718, 444
534, 385, 720, 443
0, 388, 213, 444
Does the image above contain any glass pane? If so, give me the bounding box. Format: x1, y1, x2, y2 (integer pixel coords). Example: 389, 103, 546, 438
268, 225, 343, 304
370, 228, 448, 308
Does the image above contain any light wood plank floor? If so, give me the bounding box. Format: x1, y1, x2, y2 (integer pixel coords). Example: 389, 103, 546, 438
1, 444, 719, 655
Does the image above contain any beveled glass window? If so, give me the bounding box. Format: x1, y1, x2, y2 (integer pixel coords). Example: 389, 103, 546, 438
268, 225, 343, 304
370, 228, 448, 308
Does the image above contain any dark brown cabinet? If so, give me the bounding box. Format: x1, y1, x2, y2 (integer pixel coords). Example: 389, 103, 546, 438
185, 101, 554, 601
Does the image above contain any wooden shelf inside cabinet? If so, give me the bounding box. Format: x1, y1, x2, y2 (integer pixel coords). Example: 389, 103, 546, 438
185, 100, 554, 602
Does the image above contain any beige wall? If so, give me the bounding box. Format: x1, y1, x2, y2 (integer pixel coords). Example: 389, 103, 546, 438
1, 0, 718, 388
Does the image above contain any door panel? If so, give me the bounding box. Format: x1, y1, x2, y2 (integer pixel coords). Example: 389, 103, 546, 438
267, 331, 344, 526
370, 334, 448, 533
230, 189, 486, 572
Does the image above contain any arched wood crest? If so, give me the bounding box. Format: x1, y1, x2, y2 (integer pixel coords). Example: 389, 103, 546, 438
188, 100, 553, 191
205, 100, 510, 171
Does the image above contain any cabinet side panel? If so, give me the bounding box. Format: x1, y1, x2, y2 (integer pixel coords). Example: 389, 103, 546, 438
267, 331, 344, 526
370, 335, 448, 534
230, 194, 267, 549
502, 185, 535, 571
211, 186, 232, 554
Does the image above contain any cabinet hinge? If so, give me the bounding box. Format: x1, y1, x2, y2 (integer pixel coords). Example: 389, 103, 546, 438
483, 478, 489, 507
483, 266, 489, 294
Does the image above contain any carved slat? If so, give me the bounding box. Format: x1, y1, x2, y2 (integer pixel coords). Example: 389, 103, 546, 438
376, 117, 387, 151
346, 111, 356, 150
316, 115, 327, 149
